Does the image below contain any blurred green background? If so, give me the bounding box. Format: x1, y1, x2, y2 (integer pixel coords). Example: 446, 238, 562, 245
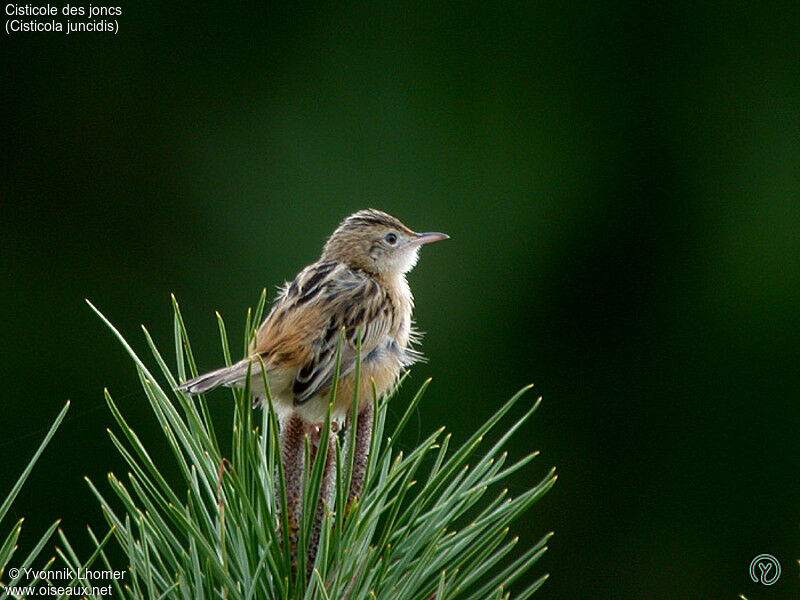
3, 2, 800, 598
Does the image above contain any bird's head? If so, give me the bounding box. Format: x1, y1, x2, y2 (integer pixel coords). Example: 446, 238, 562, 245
322, 209, 448, 276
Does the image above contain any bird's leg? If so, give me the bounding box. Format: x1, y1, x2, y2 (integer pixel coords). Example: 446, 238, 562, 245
279, 414, 305, 560
348, 400, 374, 509
305, 422, 337, 576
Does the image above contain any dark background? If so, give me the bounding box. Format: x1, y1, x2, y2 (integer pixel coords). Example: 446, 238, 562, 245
3, 2, 800, 598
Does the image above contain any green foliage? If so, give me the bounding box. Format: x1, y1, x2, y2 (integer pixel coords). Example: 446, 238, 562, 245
0, 401, 69, 598
61, 296, 555, 599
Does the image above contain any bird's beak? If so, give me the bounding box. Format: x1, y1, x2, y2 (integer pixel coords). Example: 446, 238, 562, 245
410, 231, 450, 246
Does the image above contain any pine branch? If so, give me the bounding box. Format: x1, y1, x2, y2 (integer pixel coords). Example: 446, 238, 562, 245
62, 297, 556, 599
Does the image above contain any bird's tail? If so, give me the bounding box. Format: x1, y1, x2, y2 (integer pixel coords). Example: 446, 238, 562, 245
176, 359, 251, 394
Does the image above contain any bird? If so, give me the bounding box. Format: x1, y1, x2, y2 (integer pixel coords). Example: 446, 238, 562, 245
177, 208, 448, 564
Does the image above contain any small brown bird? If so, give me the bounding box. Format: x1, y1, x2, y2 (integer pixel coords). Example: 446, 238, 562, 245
179, 209, 447, 559
179, 208, 447, 422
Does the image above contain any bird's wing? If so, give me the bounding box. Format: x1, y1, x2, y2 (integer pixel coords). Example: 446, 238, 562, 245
252, 261, 394, 404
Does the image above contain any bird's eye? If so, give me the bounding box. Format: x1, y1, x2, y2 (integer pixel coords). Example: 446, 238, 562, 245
385, 232, 398, 245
